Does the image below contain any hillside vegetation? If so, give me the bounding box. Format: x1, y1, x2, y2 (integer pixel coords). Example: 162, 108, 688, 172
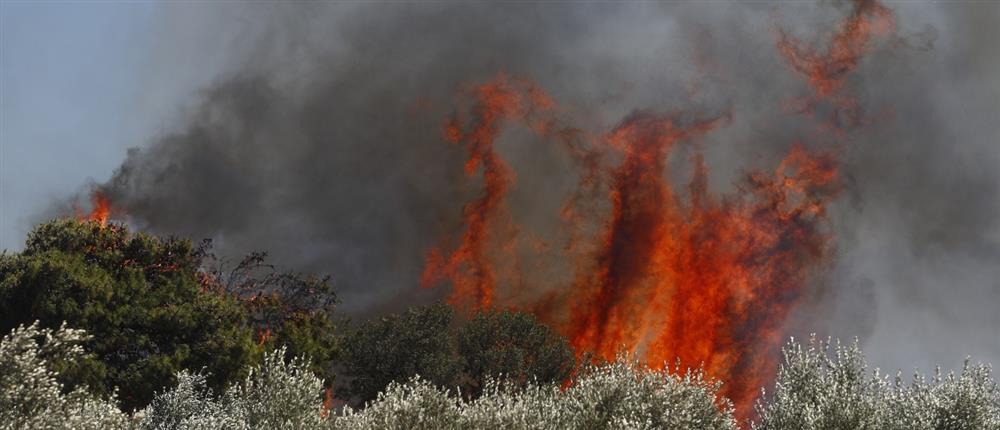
2, 220, 997, 429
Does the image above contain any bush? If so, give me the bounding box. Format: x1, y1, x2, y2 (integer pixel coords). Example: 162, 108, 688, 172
457, 309, 575, 394
336, 303, 463, 405
5, 318, 996, 430
753, 336, 1000, 430
560, 358, 736, 430
0, 321, 129, 430
0, 220, 258, 410
334, 356, 737, 430
138, 346, 326, 430
336, 378, 463, 430
200, 247, 341, 384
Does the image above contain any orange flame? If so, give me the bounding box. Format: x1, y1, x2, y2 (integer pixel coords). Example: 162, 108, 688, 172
424, 0, 892, 423
420, 75, 556, 311
78, 190, 113, 226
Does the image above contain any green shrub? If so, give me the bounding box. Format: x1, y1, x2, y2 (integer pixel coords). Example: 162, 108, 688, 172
336, 303, 462, 405
0, 220, 258, 410
457, 309, 574, 394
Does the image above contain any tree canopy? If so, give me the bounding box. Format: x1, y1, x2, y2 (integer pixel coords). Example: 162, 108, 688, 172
457, 309, 574, 393
0, 219, 340, 410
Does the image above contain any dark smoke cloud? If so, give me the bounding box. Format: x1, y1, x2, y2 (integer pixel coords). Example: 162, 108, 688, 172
68, 2, 998, 371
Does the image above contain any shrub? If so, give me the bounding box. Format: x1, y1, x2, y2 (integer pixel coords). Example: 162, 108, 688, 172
138, 347, 326, 430
334, 356, 737, 430
556, 357, 737, 430
753, 336, 1000, 430
457, 309, 574, 394
336, 378, 462, 430
0, 321, 128, 430
0, 220, 258, 409
336, 303, 463, 404
136, 371, 246, 430
200, 247, 341, 384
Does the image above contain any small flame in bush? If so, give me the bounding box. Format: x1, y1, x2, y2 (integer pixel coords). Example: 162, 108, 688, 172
77, 190, 113, 227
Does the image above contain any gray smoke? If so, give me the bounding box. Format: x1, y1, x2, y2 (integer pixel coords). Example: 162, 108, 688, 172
76, 2, 998, 372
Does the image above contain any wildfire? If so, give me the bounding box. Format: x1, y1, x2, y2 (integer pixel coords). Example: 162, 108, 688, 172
78, 190, 113, 226
423, 0, 893, 422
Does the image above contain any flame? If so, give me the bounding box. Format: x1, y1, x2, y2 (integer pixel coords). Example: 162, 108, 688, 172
78, 190, 113, 226
423, 1, 891, 421
777, 0, 894, 99
423, 77, 828, 420
257, 328, 273, 346
420, 75, 556, 310
775, 0, 896, 128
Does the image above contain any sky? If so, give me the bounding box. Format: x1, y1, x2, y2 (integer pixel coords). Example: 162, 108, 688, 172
2, 2, 144, 248
1, 1, 998, 376
0, 1, 234, 249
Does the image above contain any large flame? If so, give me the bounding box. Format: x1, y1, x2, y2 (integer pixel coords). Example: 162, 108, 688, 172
423, 0, 894, 421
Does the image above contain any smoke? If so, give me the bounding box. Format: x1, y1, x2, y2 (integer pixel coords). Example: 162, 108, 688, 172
64, 1, 999, 372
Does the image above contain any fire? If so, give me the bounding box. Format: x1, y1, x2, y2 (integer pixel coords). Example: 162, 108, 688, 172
423, 0, 893, 421
422, 75, 840, 420
420, 76, 557, 310
78, 190, 113, 226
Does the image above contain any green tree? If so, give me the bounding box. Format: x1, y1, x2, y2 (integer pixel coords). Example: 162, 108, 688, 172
457, 309, 574, 394
337, 303, 462, 405
199, 247, 341, 385
0, 220, 258, 410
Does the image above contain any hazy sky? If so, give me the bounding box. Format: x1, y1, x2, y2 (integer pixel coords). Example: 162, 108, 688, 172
3, 2, 138, 248
0, 1, 233, 249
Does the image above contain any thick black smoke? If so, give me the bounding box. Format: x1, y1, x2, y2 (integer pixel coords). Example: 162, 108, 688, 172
78, 2, 998, 370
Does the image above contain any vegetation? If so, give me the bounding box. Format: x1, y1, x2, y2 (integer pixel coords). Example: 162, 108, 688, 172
336, 304, 577, 405
336, 303, 463, 404
0, 220, 339, 410
754, 336, 1000, 430
457, 309, 574, 394
0, 220, 257, 409
0, 322, 129, 430
1, 219, 997, 429
7, 320, 996, 429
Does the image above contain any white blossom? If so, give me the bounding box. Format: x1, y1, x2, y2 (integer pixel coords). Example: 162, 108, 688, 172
0, 321, 129, 430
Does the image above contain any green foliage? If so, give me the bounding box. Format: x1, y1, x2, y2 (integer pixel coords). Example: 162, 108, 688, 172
0, 321, 129, 430
0, 220, 258, 410
457, 309, 574, 393
337, 303, 463, 405
202, 248, 341, 386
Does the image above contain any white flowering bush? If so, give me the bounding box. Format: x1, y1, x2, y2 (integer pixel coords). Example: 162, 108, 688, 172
458, 379, 566, 428
0, 321, 129, 430
753, 336, 1000, 430
335, 377, 463, 429
557, 358, 736, 430
4, 322, 998, 430
224, 349, 326, 429
138, 347, 326, 430
334, 356, 737, 430
137, 371, 247, 430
